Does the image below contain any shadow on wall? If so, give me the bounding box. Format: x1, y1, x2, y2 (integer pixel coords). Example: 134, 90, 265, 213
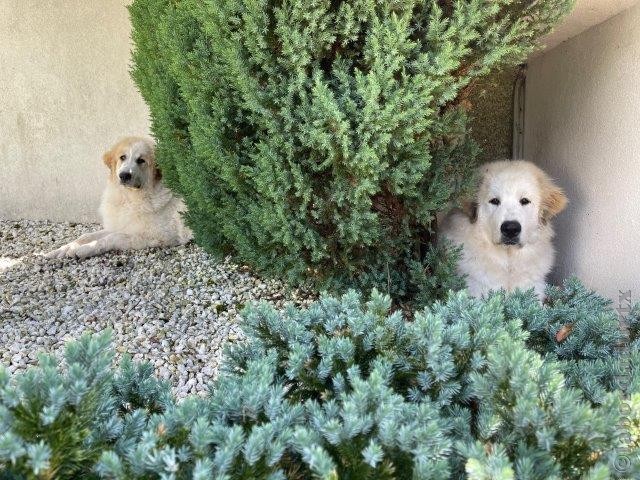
468, 67, 520, 164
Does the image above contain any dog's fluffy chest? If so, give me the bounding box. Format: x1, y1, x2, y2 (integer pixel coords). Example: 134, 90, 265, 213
460, 237, 553, 296
441, 212, 555, 298
99, 183, 188, 244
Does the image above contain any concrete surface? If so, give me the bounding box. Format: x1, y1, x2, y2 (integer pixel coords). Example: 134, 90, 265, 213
524, 2, 640, 303
0, 1, 149, 222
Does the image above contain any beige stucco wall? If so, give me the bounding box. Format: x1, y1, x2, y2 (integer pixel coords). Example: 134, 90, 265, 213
0, 0, 149, 222
524, 2, 640, 302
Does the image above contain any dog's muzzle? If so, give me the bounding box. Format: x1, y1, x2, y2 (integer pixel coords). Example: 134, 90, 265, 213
500, 220, 521, 245
119, 171, 142, 189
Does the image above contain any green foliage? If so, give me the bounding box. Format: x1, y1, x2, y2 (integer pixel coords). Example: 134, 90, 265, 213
0, 332, 172, 479
1, 282, 638, 479
129, 0, 574, 305
505, 278, 629, 404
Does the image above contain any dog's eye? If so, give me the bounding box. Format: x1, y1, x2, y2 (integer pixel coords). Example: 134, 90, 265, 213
119, 155, 126, 161
136, 157, 146, 165
489, 198, 500, 206
520, 198, 531, 206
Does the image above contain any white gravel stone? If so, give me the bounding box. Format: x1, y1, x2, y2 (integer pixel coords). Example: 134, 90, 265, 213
0, 220, 314, 400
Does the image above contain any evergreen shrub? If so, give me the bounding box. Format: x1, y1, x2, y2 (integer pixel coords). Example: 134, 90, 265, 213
1, 282, 638, 479
129, 0, 574, 304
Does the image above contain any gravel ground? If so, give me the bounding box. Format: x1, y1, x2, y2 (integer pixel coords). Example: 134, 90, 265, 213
0, 220, 313, 399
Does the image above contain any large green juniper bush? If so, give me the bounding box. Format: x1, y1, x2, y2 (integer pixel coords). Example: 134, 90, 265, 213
128, 0, 574, 306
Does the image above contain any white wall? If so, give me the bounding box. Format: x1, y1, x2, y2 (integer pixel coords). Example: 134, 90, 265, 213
524, 2, 640, 302
0, 0, 149, 222
538, 0, 639, 52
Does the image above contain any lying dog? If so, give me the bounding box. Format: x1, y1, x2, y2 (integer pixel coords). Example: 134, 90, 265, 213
440, 160, 567, 298
46, 137, 192, 259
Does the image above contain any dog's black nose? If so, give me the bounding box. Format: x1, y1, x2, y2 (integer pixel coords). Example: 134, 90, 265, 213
119, 172, 132, 183
501, 221, 521, 238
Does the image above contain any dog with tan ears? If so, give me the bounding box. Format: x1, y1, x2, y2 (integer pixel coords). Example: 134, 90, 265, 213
46, 137, 192, 259
440, 160, 567, 299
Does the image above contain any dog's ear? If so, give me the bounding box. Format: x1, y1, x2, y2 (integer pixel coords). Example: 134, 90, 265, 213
538, 171, 568, 223
461, 200, 478, 223
154, 164, 163, 183
102, 147, 116, 173
148, 146, 162, 184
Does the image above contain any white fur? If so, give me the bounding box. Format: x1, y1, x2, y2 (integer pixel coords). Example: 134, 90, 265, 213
440, 160, 567, 299
46, 137, 192, 259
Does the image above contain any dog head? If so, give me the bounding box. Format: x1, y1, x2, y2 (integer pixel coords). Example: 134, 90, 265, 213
466, 160, 567, 247
103, 137, 159, 190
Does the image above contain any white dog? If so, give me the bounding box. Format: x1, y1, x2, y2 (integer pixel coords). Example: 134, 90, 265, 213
440, 160, 567, 298
46, 137, 192, 259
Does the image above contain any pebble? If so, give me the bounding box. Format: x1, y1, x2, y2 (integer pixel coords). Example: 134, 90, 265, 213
0, 220, 314, 400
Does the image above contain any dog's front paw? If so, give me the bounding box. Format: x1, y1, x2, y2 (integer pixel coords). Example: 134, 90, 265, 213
45, 243, 74, 259
45, 242, 94, 259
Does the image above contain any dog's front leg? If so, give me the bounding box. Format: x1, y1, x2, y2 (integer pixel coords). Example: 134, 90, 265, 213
45, 230, 111, 259
72, 232, 142, 258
